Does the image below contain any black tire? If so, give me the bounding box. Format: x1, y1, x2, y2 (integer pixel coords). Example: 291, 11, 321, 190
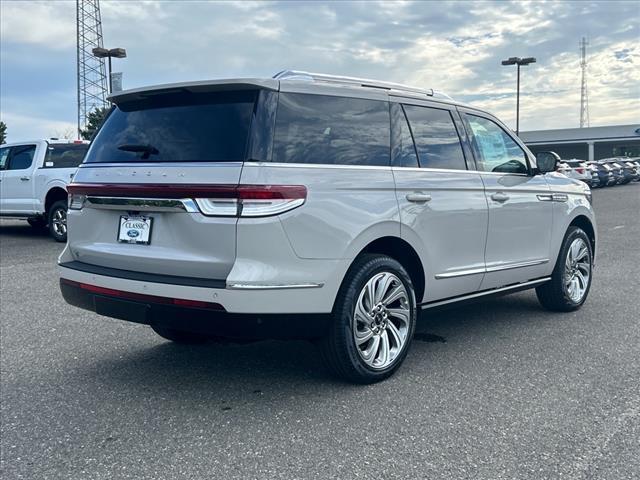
536, 226, 593, 312
27, 217, 47, 229
320, 254, 417, 384
48, 200, 68, 242
150, 324, 210, 344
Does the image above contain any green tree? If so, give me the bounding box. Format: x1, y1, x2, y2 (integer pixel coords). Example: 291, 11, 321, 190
80, 107, 110, 140
0, 121, 6, 144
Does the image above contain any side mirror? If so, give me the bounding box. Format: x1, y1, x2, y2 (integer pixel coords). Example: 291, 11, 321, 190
536, 151, 561, 173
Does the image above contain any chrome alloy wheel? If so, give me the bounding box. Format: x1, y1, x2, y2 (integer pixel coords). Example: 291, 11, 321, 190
353, 272, 411, 370
52, 208, 67, 236
564, 238, 591, 303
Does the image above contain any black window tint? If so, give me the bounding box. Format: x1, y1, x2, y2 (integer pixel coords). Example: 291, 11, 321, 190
403, 105, 466, 170
465, 114, 528, 174
84, 90, 256, 163
45, 144, 89, 168
0, 147, 10, 169
391, 103, 418, 167
273, 93, 390, 166
8, 145, 36, 170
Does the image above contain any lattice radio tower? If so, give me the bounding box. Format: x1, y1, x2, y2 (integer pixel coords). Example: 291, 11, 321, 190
76, 0, 108, 137
579, 37, 590, 128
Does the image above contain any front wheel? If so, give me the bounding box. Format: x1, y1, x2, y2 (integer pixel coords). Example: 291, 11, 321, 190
320, 254, 417, 384
48, 200, 68, 242
536, 226, 593, 312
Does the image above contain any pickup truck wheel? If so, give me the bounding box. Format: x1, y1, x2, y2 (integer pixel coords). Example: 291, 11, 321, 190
48, 200, 68, 242
536, 226, 593, 312
320, 254, 417, 384
150, 325, 210, 344
27, 218, 47, 229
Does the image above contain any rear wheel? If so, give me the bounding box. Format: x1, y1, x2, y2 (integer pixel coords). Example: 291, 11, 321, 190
320, 254, 417, 384
536, 226, 593, 312
150, 324, 210, 344
48, 200, 68, 242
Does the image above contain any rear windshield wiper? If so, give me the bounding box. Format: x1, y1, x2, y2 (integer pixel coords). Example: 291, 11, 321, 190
117, 144, 159, 159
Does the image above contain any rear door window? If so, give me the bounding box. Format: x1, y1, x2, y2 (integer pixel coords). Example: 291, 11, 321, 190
402, 105, 467, 170
7, 145, 36, 170
390, 103, 419, 168
45, 144, 89, 168
272, 93, 390, 166
84, 90, 257, 163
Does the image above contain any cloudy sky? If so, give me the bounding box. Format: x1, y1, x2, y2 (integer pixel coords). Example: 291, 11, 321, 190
1, 0, 638, 142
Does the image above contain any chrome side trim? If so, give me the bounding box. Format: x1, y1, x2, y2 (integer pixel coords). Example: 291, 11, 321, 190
421, 277, 551, 309
435, 259, 549, 279
85, 197, 199, 213
552, 193, 569, 202
226, 282, 324, 290
537, 194, 553, 201
485, 259, 549, 273
434, 267, 486, 279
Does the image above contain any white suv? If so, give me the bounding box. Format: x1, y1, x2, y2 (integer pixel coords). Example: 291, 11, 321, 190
58, 71, 596, 383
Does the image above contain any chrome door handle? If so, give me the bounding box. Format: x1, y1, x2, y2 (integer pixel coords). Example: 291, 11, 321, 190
20, 176, 30, 181
406, 192, 432, 203
491, 192, 509, 203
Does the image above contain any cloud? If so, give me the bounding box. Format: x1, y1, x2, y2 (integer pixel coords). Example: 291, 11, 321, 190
0, 0, 638, 142
0, 1, 76, 50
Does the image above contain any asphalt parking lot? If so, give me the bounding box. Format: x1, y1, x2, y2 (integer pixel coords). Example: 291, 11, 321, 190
1, 183, 639, 480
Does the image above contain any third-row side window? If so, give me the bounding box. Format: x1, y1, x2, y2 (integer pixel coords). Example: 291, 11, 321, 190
272, 93, 390, 166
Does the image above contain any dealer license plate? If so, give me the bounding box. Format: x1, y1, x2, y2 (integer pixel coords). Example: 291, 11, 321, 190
118, 215, 153, 244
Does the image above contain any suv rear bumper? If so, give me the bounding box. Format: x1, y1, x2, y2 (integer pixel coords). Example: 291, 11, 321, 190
58, 262, 340, 315
60, 278, 329, 339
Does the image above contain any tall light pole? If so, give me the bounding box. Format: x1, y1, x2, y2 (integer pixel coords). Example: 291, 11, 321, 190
501, 56, 536, 135
92, 47, 127, 94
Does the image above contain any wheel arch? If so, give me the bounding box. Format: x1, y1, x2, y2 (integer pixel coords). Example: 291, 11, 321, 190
44, 187, 68, 215
352, 236, 426, 304
569, 214, 596, 259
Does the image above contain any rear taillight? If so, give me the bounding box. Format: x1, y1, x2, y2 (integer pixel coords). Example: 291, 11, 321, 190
68, 193, 86, 210
66, 183, 307, 217
576, 168, 584, 174
195, 185, 307, 217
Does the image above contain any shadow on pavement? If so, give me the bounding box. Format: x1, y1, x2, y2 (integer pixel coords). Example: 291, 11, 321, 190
75, 292, 549, 392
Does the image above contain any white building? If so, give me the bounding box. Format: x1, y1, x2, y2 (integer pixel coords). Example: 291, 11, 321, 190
520, 124, 640, 161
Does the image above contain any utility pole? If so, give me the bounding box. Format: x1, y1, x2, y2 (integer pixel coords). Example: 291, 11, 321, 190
76, 0, 108, 138
579, 37, 590, 128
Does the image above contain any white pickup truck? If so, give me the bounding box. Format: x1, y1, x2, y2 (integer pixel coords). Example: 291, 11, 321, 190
0, 139, 89, 241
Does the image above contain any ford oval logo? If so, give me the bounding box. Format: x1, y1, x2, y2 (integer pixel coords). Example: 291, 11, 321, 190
127, 229, 140, 238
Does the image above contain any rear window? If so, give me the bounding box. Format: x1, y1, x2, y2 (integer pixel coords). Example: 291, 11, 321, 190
84, 90, 256, 163
45, 144, 89, 168
403, 105, 467, 170
272, 93, 390, 166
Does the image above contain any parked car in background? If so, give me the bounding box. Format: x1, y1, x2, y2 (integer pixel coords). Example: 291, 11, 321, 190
0, 139, 89, 241
557, 159, 592, 185
58, 71, 596, 383
617, 158, 640, 182
586, 161, 613, 188
628, 158, 640, 181
598, 160, 625, 185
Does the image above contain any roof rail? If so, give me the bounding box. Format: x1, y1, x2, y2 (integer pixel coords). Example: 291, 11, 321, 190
273, 70, 453, 100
